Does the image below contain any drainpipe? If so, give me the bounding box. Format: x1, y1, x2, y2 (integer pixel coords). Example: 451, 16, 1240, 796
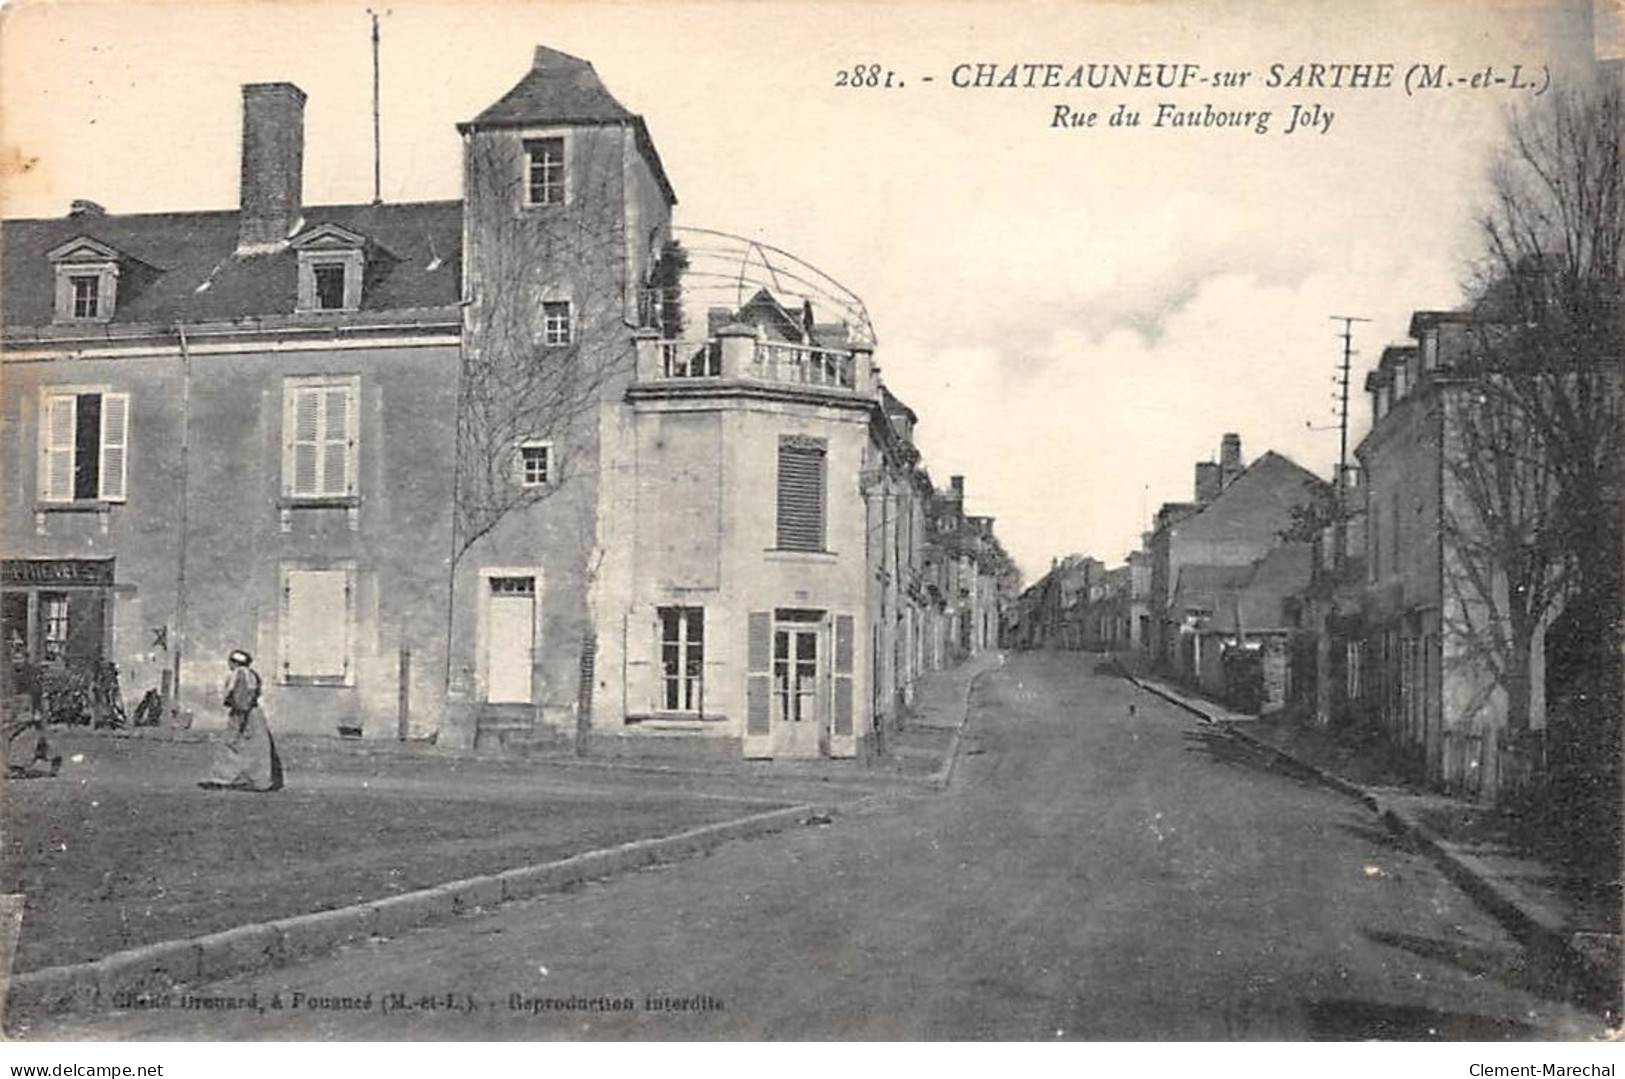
170, 324, 193, 719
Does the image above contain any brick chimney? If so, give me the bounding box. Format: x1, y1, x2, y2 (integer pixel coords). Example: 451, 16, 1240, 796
237, 83, 306, 253
1194, 461, 1221, 503
950, 475, 964, 497
1219, 433, 1244, 489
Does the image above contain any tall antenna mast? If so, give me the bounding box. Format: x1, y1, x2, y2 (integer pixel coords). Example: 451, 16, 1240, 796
369, 9, 383, 205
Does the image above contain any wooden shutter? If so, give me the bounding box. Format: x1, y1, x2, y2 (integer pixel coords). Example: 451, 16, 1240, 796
322, 385, 354, 495
42, 394, 77, 502
743, 610, 772, 757
776, 439, 825, 551
833, 612, 855, 737
287, 387, 321, 496
623, 607, 659, 717
283, 569, 350, 680
98, 392, 129, 502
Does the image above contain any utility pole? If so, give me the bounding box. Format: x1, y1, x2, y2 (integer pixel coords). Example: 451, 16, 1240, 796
1326, 314, 1372, 577
1329, 315, 1372, 490
1314, 314, 1372, 729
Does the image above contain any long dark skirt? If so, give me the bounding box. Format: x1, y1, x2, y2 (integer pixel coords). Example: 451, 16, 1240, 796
203, 706, 284, 791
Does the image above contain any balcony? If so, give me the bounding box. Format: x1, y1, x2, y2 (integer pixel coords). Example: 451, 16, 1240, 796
630, 226, 878, 400
634, 327, 876, 397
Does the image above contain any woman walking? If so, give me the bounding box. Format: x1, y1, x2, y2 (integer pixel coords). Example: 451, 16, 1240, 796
200, 649, 283, 791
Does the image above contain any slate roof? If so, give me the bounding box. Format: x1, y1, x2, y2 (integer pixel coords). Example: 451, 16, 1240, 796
1174, 543, 1313, 633
462, 45, 676, 207
1174, 450, 1325, 542
469, 46, 637, 127
2, 200, 463, 330
1172, 563, 1253, 608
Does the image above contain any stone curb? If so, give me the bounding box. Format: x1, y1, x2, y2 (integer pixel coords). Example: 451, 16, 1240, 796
6, 802, 822, 1022
932, 653, 1004, 791
1117, 664, 1616, 1012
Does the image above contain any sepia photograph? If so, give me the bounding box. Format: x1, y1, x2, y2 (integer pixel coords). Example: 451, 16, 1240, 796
0, 0, 1621, 1054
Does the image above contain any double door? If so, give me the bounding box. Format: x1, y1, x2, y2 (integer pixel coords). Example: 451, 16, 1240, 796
772, 620, 823, 757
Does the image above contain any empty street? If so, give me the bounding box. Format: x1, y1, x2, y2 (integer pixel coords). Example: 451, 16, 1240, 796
27, 654, 1602, 1041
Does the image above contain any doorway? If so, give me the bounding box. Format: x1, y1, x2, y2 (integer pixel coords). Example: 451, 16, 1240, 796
485, 575, 535, 704
771, 609, 824, 757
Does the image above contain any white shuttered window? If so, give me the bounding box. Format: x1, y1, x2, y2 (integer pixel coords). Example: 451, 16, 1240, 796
281, 566, 354, 684
283, 377, 359, 498
98, 393, 129, 501
42, 394, 77, 502
38, 389, 130, 503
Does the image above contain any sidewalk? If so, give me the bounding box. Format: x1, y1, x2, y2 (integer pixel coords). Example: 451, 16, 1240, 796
1120, 665, 1621, 1019
885, 650, 1003, 787
25, 653, 1003, 794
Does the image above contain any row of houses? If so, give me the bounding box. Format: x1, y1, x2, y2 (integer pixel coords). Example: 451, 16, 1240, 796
1006, 432, 1325, 720
0, 45, 1012, 760
1107, 302, 1610, 805
1131, 434, 1325, 713
1004, 554, 1129, 653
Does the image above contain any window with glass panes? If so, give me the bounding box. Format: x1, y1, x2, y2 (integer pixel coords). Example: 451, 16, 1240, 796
542, 302, 572, 346
658, 606, 704, 712
524, 138, 565, 205
313, 264, 347, 310
70, 276, 100, 319
41, 593, 69, 662
519, 442, 551, 486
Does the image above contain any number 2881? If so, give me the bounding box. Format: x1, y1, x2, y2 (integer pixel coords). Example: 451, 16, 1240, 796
835, 65, 899, 88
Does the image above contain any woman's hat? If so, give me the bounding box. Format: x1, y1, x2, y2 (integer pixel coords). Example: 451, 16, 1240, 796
228, 649, 253, 666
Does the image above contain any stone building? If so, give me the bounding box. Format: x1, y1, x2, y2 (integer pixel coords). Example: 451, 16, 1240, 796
920, 478, 1010, 670
1351, 308, 1584, 797
2, 83, 463, 738
1, 45, 1007, 760
1147, 433, 1326, 684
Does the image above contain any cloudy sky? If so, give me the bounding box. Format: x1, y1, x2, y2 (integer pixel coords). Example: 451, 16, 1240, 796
0, 0, 1608, 580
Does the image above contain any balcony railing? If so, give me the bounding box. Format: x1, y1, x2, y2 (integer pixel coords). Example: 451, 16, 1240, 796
750, 341, 856, 389
658, 339, 722, 378
635, 331, 873, 396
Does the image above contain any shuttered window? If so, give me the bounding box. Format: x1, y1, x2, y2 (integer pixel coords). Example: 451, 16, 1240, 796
776, 436, 826, 551
98, 393, 129, 501
38, 389, 129, 503
833, 612, 855, 737
744, 610, 773, 746
283, 377, 359, 498
281, 566, 354, 684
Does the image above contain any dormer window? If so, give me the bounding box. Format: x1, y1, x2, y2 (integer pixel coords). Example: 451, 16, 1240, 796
48, 236, 123, 323
313, 264, 347, 310
523, 135, 567, 206
71, 275, 101, 319
291, 223, 368, 314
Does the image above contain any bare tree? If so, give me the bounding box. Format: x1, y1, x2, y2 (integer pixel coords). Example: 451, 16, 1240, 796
1444, 78, 1622, 753
453, 133, 652, 564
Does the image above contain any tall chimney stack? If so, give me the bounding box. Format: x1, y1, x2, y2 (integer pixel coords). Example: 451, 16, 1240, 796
950, 475, 964, 497
237, 82, 306, 253
1220, 433, 1243, 489
1194, 461, 1221, 503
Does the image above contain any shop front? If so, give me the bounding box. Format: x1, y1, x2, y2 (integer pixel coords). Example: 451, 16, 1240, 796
1, 558, 115, 710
